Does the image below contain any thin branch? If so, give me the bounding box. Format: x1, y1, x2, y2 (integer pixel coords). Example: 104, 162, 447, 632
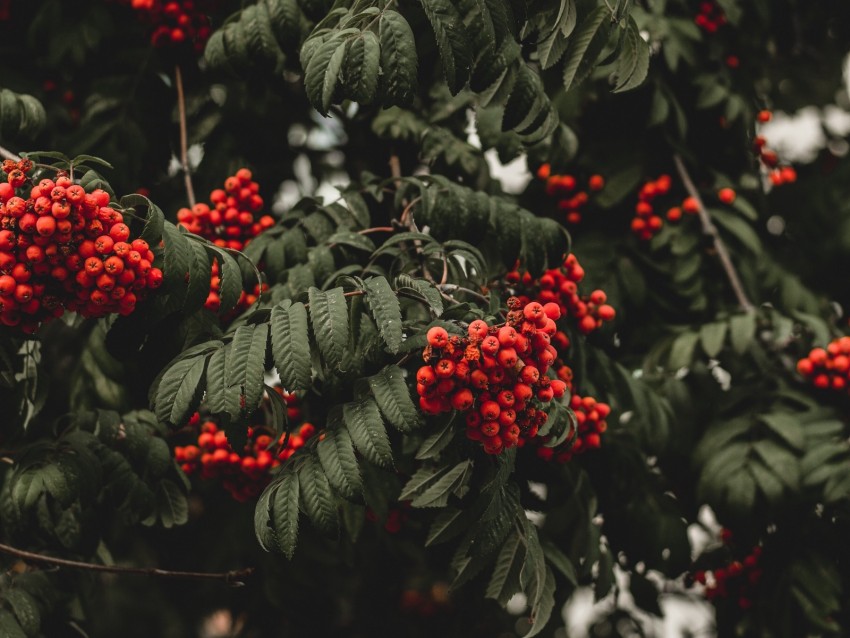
0, 542, 254, 586
358, 226, 395, 235
673, 154, 755, 312
174, 64, 196, 209
438, 284, 490, 305
0, 144, 21, 162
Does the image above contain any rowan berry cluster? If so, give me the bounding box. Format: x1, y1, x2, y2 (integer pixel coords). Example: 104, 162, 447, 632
126, 0, 219, 51
177, 169, 274, 314
536, 394, 610, 463
417, 299, 569, 455
0, 159, 163, 332
177, 168, 274, 251
753, 111, 798, 187
694, 545, 763, 609
365, 507, 407, 534
505, 254, 616, 335
796, 337, 850, 394
630, 174, 676, 241
694, 1, 727, 33
536, 163, 605, 226
175, 392, 315, 501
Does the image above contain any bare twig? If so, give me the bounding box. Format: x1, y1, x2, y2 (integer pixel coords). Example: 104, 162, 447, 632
0, 144, 21, 162
673, 154, 754, 312
438, 284, 490, 305
174, 65, 196, 209
0, 542, 254, 586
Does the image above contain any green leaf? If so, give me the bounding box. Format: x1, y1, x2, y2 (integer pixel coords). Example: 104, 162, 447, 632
343, 397, 394, 467
485, 527, 526, 605
156, 479, 188, 529
271, 300, 312, 392
416, 412, 457, 459
368, 365, 422, 432
668, 331, 699, 370
410, 460, 472, 508
304, 35, 347, 115
308, 286, 350, 372
0, 609, 27, 638
419, 0, 472, 93
562, 6, 610, 91
346, 32, 380, 103
613, 17, 650, 93
379, 10, 419, 105
700, 321, 728, 358
300, 453, 338, 535
212, 248, 245, 315
729, 311, 756, 355
760, 413, 805, 452
317, 425, 362, 500
224, 324, 269, 418
270, 468, 300, 558
153, 348, 213, 425
5, 588, 40, 635
363, 276, 403, 353
395, 275, 444, 316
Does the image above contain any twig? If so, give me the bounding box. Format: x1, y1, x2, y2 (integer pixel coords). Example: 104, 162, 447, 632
673, 154, 754, 312
0, 542, 254, 586
174, 64, 196, 209
358, 226, 394, 235
0, 144, 21, 162
438, 284, 490, 305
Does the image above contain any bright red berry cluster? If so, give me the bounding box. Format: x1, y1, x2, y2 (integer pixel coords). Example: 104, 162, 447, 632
694, 545, 763, 609
177, 169, 274, 315
629, 174, 678, 240
175, 392, 315, 501
694, 1, 727, 33
506, 254, 616, 335
536, 394, 610, 462
752, 111, 798, 187
0, 160, 162, 332
416, 299, 569, 455
536, 163, 605, 226
127, 0, 219, 51
177, 168, 274, 251
796, 336, 850, 394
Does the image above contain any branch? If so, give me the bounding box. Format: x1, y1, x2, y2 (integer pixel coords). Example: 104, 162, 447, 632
673, 154, 754, 312
0, 144, 21, 162
174, 64, 196, 209
0, 542, 254, 586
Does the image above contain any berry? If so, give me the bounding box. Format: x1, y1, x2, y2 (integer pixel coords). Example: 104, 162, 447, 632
718, 187, 736, 204
427, 326, 449, 348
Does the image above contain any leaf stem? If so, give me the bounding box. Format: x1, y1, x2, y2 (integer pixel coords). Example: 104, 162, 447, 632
0, 542, 255, 586
174, 64, 196, 209
673, 154, 754, 312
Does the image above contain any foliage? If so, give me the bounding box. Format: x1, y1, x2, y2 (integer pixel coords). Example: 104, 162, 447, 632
0, 1, 850, 637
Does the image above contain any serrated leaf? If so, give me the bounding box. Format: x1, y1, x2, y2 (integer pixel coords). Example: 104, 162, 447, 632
419, 0, 472, 93
343, 397, 393, 467
5, 588, 40, 635
486, 527, 526, 605
416, 412, 457, 459
395, 275, 443, 316
760, 413, 805, 452
613, 17, 650, 93
300, 453, 338, 535
270, 468, 300, 558
271, 300, 312, 392
308, 286, 350, 372
368, 365, 422, 432
426, 507, 467, 546
153, 350, 212, 425
346, 32, 380, 103
363, 276, 403, 353
304, 36, 346, 115
562, 6, 610, 91
317, 426, 362, 500
410, 460, 471, 508
212, 248, 245, 315
379, 10, 419, 105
